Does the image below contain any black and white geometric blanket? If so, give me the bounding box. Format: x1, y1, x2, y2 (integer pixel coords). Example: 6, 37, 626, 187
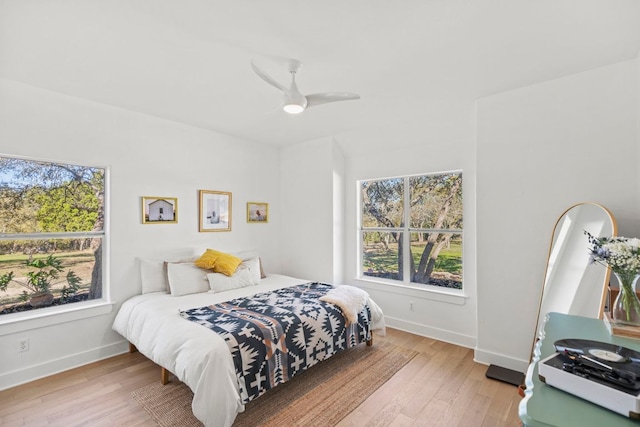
179, 282, 372, 403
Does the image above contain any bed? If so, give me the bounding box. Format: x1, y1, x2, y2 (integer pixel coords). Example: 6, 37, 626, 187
113, 263, 385, 427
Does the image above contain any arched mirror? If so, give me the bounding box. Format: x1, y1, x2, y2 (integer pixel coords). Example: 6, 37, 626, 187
534, 202, 617, 339
488, 202, 617, 388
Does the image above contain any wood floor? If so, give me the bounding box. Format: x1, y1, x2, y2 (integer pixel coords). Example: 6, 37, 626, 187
0, 328, 523, 426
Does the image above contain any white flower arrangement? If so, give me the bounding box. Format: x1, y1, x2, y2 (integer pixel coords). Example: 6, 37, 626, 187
586, 232, 640, 275
586, 231, 640, 324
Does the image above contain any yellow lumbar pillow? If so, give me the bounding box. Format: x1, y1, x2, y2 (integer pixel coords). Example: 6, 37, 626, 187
213, 251, 243, 276
194, 249, 219, 270
196, 249, 242, 276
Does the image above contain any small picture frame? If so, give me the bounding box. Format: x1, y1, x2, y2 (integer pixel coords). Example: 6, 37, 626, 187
247, 202, 269, 223
142, 197, 178, 224
199, 190, 232, 232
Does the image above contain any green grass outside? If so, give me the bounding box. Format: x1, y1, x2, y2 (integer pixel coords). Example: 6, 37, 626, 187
363, 241, 462, 275
414, 241, 462, 274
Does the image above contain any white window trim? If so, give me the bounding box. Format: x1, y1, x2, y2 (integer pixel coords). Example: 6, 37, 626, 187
357, 171, 463, 298
0, 299, 114, 335
356, 276, 467, 305
0, 157, 110, 325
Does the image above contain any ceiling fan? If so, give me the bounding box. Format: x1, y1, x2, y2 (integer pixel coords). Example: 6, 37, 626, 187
250, 59, 360, 114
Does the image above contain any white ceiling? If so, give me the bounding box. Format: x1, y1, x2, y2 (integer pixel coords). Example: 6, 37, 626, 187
1, 1, 640, 150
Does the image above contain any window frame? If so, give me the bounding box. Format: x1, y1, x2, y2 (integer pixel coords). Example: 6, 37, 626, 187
0, 155, 110, 326
357, 170, 464, 297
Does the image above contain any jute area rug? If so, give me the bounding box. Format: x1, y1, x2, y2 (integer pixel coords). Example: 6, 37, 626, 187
132, 340, 417, 427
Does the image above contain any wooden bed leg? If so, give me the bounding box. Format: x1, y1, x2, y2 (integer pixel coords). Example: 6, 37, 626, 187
367, 336, 373, 346
161, 367, 170, 385
129, 342, 138, 353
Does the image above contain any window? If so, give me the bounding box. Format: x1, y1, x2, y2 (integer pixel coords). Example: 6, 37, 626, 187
0, 156, 106, 316
358, 171, 462, 290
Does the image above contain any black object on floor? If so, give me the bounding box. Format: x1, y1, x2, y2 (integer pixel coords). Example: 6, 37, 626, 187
485, 364, 525, 386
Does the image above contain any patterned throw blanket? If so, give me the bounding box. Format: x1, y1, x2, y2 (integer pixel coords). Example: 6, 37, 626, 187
179, 282, 371, 403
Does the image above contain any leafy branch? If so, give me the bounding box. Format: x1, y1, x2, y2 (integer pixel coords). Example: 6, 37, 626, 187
0, 255, 81, 302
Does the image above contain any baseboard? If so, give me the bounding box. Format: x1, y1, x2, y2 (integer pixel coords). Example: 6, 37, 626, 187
0, 340, 129, 391
474, 346, 529, 373
384, 316, 476, 349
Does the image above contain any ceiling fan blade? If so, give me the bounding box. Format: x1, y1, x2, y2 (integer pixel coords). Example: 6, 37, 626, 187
306, 92, 360, 108
250, 60, 288, 93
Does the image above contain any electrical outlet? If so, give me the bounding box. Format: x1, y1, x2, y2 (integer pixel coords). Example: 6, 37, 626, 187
409, 302, 415, 311
18, 338, 29, 353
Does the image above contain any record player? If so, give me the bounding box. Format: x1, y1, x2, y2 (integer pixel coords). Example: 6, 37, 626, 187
538, 338, 640, 419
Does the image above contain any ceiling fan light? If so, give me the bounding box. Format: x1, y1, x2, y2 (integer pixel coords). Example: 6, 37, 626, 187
282, 90, 307, 114
283, 103, 305, 114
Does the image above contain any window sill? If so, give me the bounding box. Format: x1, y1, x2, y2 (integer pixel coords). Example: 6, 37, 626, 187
356, 276, 467, 305
0, 300, 114, 336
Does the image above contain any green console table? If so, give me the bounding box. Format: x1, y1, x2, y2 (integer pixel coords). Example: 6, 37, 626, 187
519, 312, 640, 426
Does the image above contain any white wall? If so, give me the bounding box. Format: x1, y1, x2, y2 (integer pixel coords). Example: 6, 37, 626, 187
342, 132, 478, 349
279, 126, 479, 348
0, 79, 282, 389
475, 59, 639, 372
332, 142, 346, 284
280, 137, 345, 283
637, 54, 640, 217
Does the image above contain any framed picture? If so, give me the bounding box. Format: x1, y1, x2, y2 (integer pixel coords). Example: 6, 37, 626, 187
199, 190, 232, 232
247, 202, 269, 223
141, 197, 178, 224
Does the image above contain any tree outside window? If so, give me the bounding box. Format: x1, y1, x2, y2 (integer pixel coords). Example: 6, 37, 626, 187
359, 171, 462, 289
0, 156, 106, 315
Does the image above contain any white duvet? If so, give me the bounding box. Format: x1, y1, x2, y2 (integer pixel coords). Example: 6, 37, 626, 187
112, 275, 385, 427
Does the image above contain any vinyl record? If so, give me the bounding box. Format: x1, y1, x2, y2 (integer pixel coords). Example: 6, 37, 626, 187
554, 338, 640, 364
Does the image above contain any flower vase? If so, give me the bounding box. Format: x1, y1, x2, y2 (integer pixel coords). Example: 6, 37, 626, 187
612, 271, 640, 326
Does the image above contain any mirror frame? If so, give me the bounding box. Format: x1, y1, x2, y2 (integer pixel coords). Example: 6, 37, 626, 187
531, 202, 617, 353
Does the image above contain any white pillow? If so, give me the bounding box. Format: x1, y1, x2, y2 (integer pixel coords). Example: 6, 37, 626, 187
208, 268, 256, 293
232, 250, 259, 260
166, 262, 210, 297
139, 258, 168, 294
237, 257, 261, 284
232, 251, 266, 278
139, 256, 196, 294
